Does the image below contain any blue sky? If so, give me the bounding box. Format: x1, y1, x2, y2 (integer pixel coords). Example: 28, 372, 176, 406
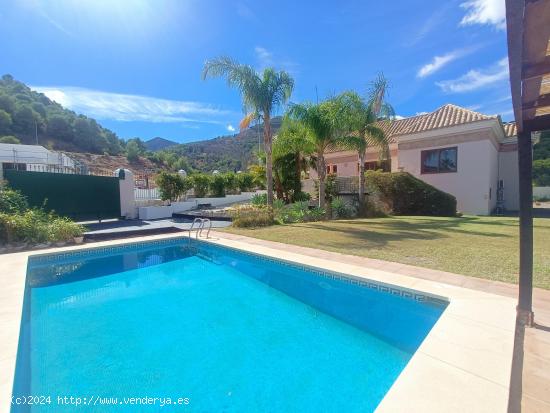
1, 0, 512, 143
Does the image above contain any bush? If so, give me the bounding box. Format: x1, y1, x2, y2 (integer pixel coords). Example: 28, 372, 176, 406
224, 172, 238, 194
533, 159, 550, 186
0, 135, 20, 144
155, 172, 191, 202
236, 172, 254, 192
49, 217, 85, 242
275, 201, 326, 224
365, 171, 457, 216
0, 209, 84, 244
230, 205, 274, 228
314, 173, 338, 202
251, 193, 268, 207
210, 174, 226, 197
331, 196, 355, 219
190, 174, 211, 198
293, 191, 311, 202
0, 186, 28, 214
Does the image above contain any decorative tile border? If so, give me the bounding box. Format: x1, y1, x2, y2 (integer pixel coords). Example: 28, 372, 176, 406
28, 237, 189, 266
193, 240, 449, 307
27, 236, 448, 307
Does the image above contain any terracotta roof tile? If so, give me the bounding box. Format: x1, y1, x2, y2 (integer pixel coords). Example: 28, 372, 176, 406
376, 104, 497, 142
502, 122, 518, 137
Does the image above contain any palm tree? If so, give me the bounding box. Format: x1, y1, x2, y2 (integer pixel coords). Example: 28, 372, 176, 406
335, 76, 394, 213
273, 120, 314, 201
202, 57, 294, 207
286, 99, 341, 209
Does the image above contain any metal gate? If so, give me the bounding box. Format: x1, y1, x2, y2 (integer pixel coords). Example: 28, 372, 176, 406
3, 169, 121, 221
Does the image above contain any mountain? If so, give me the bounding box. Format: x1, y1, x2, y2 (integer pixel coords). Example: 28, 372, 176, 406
0, 74, 125, 155
166, 116, 283, 172
0, 74, 284, 173
144, 136, 178, 152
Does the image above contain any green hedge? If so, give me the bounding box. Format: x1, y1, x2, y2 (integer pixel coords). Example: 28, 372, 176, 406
533, 159, 550, 186
365, 171, 457, 216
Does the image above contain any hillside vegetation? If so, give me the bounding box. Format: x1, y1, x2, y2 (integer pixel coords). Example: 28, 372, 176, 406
0, 74, 125, 154
0, 74, 280, 173
166, 117, 282, 172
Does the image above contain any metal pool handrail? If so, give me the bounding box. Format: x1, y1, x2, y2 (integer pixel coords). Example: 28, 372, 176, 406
188, 218, 211, 242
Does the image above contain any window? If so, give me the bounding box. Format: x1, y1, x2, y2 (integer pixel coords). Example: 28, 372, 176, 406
421, 147, 457, 174
359, 160, 391, 172
326, 164, 337, 174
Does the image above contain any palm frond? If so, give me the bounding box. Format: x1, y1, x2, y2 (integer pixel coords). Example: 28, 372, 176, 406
239, 112, 256, 131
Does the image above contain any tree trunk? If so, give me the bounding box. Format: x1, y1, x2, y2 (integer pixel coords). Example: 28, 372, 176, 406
294, 152, 302, 198
263, 112, 274, 207
317, 153, 326, 210
358, 150, 366, 214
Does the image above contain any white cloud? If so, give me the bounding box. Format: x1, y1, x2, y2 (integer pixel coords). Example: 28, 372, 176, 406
255, 46, 273, 69
254, 46, 299, 74
436, 57, 509, 93
33, 86, 233, 124
418, 47, 478, 78
460, 0, 506, 30
227, 124, 236, 132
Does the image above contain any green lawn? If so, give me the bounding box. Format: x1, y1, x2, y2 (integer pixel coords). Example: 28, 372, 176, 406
224, 216, 550, 289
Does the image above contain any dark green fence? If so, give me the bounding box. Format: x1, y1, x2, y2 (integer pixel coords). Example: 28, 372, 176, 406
3, 169, 121, 221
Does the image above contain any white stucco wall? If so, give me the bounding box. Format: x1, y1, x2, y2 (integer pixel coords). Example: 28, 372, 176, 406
498, 149, 520, 211
138, 192, 262, 220
115, 168, 138, 219
398, 140, 497, 215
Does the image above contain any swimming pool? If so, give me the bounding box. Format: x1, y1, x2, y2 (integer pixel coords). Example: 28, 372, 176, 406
13, 238, 447, 412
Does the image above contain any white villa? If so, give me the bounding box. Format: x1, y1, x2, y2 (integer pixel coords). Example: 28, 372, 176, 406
308, 104, 520, 215
0, 143, 79, 175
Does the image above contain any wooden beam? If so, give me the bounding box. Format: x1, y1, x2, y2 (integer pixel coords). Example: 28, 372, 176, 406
517, 130, 534, 326
522, 57, 550, 80
506, 0, 525, 132
523, 113, 550, 131
522, 93, 550, 110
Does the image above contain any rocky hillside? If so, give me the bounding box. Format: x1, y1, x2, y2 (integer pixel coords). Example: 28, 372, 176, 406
167, 117, 283, 172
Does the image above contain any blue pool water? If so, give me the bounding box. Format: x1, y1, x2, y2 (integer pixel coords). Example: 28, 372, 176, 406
14, 239, 446, 412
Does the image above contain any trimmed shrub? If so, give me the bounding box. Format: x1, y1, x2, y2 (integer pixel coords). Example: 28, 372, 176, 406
0, 186, 28, 214
533, 159, 550, 186
224, 172, 238, 194
155, 172, 191, 202
190, 174, 211, 198
0, 135, 20, 144
230, 205, 274, 228
236, 172, 254, 192
210, 174, 226, 197
365, 171, 457, 216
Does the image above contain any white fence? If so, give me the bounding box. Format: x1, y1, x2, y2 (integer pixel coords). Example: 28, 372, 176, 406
534, 187, 550, 199
135, 187, 161, 200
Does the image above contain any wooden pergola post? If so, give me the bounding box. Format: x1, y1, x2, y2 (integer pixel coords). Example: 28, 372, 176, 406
517, 129, 534, 325
506, 0, 550, 327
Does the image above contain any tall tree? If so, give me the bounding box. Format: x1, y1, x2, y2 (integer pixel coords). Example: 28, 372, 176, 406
286, 99, 341, 209
335, 76, 394, 212
202, 57, 294, 207
273, 120, 314, 201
